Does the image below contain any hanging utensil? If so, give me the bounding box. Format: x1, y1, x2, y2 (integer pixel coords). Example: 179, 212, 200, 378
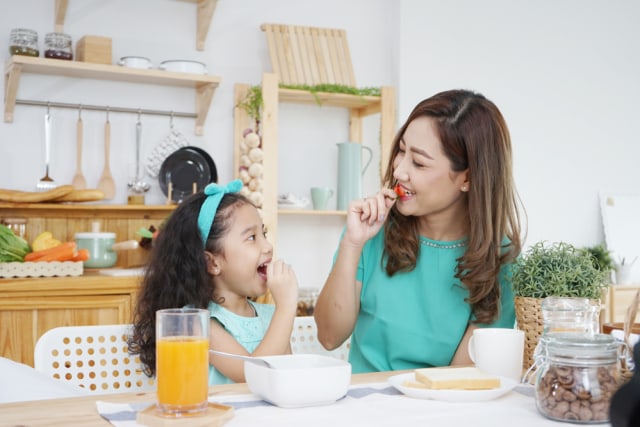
97, 108, 116, 199
36, 103, 57, 191
128, 112, 150, 194
71, 106, 87, 189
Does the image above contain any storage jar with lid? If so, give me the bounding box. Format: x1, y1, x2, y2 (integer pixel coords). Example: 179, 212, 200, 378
44, 32, 73, 60
534, 333, 623, 424
9, 28, 39, 57
541, 297, 600, 335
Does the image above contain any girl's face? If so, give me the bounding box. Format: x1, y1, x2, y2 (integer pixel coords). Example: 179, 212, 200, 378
212, 203, 273, 299
392, 116, 468, 222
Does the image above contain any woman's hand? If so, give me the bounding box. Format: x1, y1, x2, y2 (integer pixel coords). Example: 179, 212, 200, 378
344, 188, 397, 247
266, 259, 299, 309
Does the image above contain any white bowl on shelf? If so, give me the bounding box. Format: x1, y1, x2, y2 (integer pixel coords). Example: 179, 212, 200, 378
118, 56, 152, 69
244, 354, 351, 408
159, 59, 207, 74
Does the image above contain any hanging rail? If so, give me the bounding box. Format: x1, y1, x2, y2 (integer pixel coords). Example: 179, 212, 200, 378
14, 99, 196, 119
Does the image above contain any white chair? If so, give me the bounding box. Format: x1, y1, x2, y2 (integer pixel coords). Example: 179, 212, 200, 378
34, 324, 155, 394
290, 316, 351, 361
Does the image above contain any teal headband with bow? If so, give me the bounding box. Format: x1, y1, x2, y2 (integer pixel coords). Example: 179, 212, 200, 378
197, 179, 243, 246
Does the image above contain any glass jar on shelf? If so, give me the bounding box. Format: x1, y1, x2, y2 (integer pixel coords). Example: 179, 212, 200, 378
534, 333, 623, 424
44, 32, 73, 60
9, 28, 39, 57
0, 217, 27, 239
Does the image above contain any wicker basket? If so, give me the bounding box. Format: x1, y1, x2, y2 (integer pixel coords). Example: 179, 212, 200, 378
514, 296, 544, 370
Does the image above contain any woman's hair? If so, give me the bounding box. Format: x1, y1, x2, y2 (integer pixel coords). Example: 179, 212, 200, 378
382, 89, 523, 324
129, 191, 252, 376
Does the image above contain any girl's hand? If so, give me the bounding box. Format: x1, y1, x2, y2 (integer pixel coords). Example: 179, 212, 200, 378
266, 259, 299, 309
344, 188, 397, 247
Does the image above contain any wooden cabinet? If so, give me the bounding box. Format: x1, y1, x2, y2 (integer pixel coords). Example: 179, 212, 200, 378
233, 72, 396, 247
0, 274, 141, 367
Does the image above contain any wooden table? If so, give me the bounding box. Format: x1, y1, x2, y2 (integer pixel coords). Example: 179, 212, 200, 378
0, 371, 401, 427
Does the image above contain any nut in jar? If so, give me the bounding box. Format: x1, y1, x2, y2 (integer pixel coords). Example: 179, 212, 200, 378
534, 333, 624, 424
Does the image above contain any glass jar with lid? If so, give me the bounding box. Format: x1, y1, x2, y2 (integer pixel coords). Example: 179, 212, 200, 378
534, 333, 623, 424
0, 217, 27, 239
542, 297, 600, 335
44, 32, 73, 60
9, 28, 39, 57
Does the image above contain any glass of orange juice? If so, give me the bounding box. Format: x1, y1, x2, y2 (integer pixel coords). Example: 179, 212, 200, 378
156, 308, 209, 417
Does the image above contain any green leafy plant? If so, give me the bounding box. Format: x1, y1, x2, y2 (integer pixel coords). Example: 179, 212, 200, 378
280, 83, 381, 105
580, 244, 615, 275
512, 241, 608, 299
236, 85, 263, 132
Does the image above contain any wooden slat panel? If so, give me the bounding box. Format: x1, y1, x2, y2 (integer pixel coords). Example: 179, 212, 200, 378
262, 23, 357, 87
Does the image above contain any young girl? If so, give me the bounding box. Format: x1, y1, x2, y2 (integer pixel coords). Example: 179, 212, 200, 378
130, 180, 299, 384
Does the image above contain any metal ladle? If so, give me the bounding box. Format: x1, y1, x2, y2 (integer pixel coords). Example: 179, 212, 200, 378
128, 112, 151, 194
209, 349, 274, 368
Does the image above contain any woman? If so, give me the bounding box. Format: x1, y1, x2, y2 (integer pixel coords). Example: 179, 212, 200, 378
314, 89, 523, 373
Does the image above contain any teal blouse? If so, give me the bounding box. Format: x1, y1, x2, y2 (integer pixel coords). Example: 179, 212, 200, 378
207, 300, 275, 384
348, 229, 515, 373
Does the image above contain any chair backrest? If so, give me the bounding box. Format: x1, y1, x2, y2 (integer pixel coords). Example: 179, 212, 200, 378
290, 316, 350, 361
261, 23, 356, 87
34, 324, 155, 394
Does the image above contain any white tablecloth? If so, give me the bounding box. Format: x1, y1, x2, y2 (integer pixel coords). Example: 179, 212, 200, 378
97, 382, 613, 427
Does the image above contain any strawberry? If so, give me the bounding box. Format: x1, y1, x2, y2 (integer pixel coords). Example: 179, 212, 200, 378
394, 183, 406, 197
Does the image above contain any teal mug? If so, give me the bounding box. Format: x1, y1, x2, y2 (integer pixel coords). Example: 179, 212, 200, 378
310, 187, 334, 210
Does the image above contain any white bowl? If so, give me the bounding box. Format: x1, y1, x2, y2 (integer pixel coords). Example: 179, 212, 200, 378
244, 354, 351, 408
118, 56, 152, 69
159, 59, 207, 74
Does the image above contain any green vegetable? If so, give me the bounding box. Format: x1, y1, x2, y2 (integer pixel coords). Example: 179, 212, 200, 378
0, 224, 31, 262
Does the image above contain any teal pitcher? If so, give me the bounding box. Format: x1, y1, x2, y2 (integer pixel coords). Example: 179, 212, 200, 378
337, 142, 373, 210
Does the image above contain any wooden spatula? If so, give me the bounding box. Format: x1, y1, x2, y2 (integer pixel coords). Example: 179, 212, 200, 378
71, 110, 87, 189
624, 290, 639, 348
97, 114, 116, 199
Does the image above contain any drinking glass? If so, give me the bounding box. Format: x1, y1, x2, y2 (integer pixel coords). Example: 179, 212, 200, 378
156, 308, 209, 417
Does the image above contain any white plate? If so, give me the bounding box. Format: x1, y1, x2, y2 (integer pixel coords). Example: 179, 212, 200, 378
388, 373, 518, 402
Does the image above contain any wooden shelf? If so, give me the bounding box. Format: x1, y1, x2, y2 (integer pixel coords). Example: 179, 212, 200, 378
4, 56, 220, 135
53, 0, 217, 51
233, 73, 396, 250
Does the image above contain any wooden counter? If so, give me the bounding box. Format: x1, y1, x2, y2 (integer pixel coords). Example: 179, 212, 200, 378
0, 272, 142, 367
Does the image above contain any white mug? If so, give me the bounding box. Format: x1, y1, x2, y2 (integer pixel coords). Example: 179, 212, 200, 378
468, 328, 524, 381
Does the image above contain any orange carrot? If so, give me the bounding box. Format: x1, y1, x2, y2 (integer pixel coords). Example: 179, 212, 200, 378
24, 242, 76, 262
70, 248, 90, 262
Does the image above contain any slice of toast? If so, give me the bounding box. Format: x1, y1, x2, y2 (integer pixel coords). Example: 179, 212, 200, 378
414, 367, 500, 390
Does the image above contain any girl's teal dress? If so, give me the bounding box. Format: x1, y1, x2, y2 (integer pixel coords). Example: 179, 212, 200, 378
207, 300, 275, 384
348, 229, 515, 373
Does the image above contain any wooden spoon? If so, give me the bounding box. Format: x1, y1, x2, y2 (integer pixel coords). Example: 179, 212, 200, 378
71, 113, 87, 189
97, 115, 116, 199
624, 290, 639, 348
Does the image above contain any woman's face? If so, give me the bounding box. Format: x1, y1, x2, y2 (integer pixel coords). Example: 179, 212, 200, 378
213, 203, 273, 299
392, 116, 468, 221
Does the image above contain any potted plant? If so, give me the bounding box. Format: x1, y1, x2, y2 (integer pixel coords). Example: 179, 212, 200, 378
512, 241, 609, 368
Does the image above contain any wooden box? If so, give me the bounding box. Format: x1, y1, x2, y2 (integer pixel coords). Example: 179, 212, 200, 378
76, 35, 112, 64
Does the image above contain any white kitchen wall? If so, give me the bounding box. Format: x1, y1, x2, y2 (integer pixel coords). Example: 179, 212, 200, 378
398, 0, 640, 253
0, 0, 396, 288
2, 1, 638, 287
